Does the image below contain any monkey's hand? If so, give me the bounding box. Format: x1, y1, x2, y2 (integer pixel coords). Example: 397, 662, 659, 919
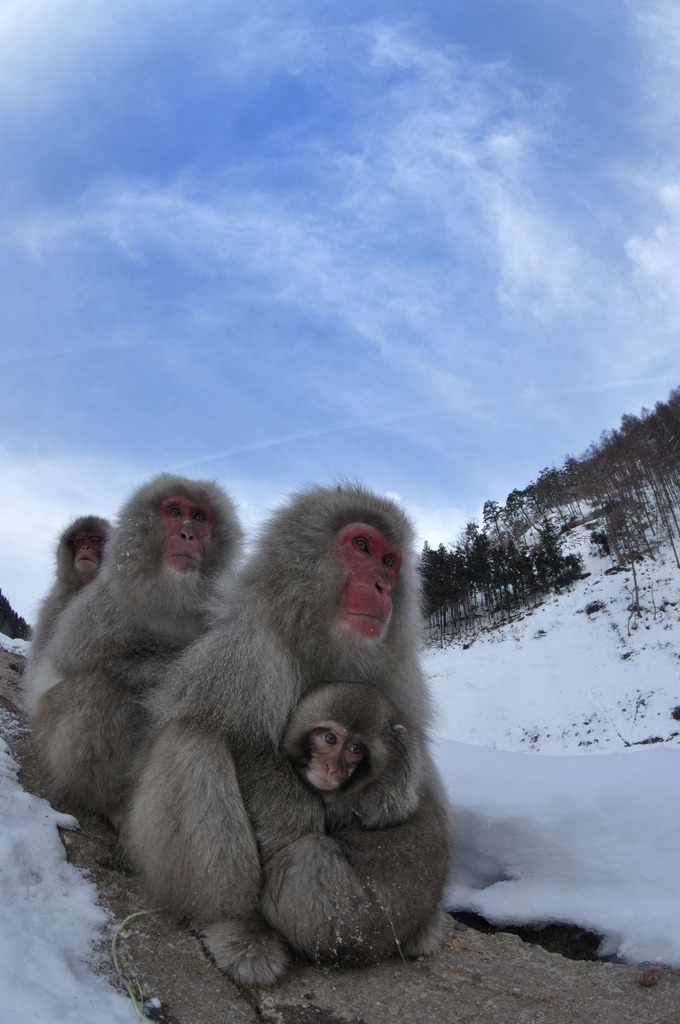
352, 777, 421, 830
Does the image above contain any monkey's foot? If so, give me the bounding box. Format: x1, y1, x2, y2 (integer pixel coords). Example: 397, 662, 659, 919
202, 917, 289, 988
401, 909, 447, 958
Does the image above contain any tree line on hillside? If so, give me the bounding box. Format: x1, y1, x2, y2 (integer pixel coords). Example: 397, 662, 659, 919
421, 518, 584, 641
421, 385, 680, 641
0, 590, 30, 641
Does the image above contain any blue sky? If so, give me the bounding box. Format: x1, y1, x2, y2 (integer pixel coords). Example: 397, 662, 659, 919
2, 0, 680, 621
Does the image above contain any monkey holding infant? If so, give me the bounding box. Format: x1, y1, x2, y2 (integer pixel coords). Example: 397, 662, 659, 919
125, 482, 453, 986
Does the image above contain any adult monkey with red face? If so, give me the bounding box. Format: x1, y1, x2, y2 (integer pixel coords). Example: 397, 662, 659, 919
24, 473, 243, 824
26, 515, 110, 666
125, 483, 452, 986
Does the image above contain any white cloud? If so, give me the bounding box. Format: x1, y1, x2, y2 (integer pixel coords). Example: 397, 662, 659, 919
0, 0, 136, 111
629, 0, 680, 132
3, 9, 679, 422
626, 183, 680, 316
409, 503, 469, 551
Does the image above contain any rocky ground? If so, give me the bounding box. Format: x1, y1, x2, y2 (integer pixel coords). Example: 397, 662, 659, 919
1, 646, 678, 1024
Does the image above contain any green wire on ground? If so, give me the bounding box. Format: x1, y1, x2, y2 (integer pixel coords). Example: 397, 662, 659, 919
111, 908, 160, 1021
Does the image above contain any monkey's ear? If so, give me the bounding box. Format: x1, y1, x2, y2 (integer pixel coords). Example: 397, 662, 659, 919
391, 723, 407, 736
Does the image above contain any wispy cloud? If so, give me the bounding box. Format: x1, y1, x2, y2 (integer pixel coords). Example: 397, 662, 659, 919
4, 14, 649, 355
626, 184, 680, 312
629, 0, 680, 132
611, 1, 680, 328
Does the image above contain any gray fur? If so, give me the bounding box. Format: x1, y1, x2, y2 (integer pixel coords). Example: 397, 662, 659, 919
27, 514, 110, 663
261, 783, 451, 965
24, 473, 243, 823
124, 482, 453, 986
267, 681, 452, 964
282, 681, 424, 831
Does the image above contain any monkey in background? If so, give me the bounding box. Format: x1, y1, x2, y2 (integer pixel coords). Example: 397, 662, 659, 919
125, 482, 452, 987
23, 473, 243, 825
27, 515, 110, 663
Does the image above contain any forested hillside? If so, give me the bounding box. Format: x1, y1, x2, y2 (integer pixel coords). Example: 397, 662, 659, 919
421, 386, 680, 640
0, 591, 30, 641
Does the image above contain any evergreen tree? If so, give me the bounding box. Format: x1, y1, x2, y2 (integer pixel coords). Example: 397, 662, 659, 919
0, 589, 31, 641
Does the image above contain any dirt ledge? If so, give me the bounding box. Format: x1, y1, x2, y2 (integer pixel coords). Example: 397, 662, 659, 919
1, 647, 678, 1024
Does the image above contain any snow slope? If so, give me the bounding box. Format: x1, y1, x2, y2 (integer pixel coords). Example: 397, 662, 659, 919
427, 525, 680, 753
424, 522, 680, 965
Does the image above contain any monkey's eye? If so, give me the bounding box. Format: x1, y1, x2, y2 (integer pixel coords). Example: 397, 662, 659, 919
168, 506, 182, 517
193, 510, 207, 521
321, 731, 337, 745
383, 554, 394, 567
346, 742, 365, 764
353, 537, 369, 553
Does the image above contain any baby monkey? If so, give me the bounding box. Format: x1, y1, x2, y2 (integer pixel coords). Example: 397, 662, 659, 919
283, 681, 420, 831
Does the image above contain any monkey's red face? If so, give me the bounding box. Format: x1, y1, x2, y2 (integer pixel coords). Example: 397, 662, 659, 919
159, 496, 214, 572
305, 724, 366, 791
336, 523, 402, 638
72, 534, 105, 576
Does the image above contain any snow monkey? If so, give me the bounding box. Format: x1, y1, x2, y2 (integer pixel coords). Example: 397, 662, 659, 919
282, 680, 419, 832
125, 483, 453, 986
27, 514, 110, 664
23, 473, 243, 824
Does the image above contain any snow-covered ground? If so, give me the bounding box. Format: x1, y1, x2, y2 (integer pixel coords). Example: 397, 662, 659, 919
0, 636, 140, 1023
428, 529, 680, 753
1, 522, 679, 1019
428, 525, 680, 966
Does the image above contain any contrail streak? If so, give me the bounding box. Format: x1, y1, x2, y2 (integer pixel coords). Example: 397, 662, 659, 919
164, 410, 431, 473
104, 373, 677, 486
